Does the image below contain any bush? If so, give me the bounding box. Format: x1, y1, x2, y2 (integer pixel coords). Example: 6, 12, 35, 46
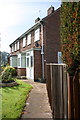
4, 66, 16, 76
61, 2, 80, 76
1, 66, 17, 83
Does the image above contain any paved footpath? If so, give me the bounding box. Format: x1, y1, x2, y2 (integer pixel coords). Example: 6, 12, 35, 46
20, 79, 53, 119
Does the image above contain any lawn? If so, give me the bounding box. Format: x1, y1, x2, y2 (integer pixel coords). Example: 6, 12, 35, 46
0, 79, 32, 119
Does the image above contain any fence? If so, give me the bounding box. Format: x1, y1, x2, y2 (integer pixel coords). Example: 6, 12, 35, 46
46, 63, 68, 118
46, 63, 80, 119
68, 67, 80, 118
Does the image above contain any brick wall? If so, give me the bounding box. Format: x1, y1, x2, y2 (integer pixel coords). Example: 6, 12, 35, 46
17, 68, 26, 76
34, 50, 42, 80
44, 8, 61, 63
43, 8, 61, 80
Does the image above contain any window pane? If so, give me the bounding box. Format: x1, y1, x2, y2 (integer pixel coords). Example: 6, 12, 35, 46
31, 56, 33, 67
11, 57, 17, 67
27, 57, 29, 67
23, 37, 26, 47
35, 28, 40, 42
12, 45, 14, 52
27, 34, 31, 45
21, 56, 26, 68
15, 43, 17, 51
17, 41, 19, 50
17, 58, 20, 66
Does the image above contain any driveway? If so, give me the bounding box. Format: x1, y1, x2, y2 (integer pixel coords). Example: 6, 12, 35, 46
20, 79, 53, 119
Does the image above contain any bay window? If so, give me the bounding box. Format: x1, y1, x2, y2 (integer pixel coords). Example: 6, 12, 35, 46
10, 56, 17, 67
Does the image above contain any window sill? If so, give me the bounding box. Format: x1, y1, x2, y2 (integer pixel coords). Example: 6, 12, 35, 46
27, 43, 31, 46
34, 39, 40, 42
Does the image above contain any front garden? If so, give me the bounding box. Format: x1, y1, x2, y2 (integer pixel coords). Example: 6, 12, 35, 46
0, 66, 32, 119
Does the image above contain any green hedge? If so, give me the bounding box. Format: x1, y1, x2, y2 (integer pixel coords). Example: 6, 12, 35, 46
61, 2, 80, 76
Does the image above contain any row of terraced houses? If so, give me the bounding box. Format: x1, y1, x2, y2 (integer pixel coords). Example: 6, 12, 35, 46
9, 6, 61, 81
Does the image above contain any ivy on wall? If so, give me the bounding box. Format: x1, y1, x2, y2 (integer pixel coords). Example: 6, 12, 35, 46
60, 2, 80, 76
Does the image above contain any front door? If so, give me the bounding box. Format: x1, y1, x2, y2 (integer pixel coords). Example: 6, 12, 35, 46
26, 51, 34, 80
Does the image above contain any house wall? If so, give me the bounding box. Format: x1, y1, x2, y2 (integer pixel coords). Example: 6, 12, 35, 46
34, 50, 42, 80
44, 8, 61, 63
43, 8, 61, 80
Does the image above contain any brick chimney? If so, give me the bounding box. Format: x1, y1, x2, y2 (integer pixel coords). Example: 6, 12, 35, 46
47, 5, 54, 15
35, 17, 40, 23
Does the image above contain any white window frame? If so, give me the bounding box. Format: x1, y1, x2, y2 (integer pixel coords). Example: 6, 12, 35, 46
23, 37, 26, 47
21, 54, 26, 68
12, 45, 14, 53
17, 41, 19, 50
17, 54, 21, 68
34, 28, 40, 42
10, 56, 17, 67
10, 57, 12, 66
27, 34, 31, 45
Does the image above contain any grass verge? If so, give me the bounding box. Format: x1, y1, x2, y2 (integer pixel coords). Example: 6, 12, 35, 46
1, 79, 32, 119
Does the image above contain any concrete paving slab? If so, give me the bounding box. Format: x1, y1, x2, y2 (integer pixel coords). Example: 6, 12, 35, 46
20, 80, 53, 119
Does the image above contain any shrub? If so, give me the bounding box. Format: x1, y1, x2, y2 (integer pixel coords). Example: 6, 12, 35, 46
4, 66, 16, 77
1, 66, 17, 83
61, 2, 80, 76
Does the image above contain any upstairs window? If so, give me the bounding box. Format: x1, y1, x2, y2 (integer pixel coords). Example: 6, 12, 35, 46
17, 41, 19, 50
27, 34, 31, 45
34, 28, 40, 42
23, 37, 26, 47
12, 45, 14, 52
15, 43, 17, 51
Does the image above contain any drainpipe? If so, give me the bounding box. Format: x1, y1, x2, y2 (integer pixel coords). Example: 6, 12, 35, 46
40, 21, 44, 81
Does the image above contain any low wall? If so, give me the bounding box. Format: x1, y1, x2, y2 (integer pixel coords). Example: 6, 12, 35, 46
17, 68, 26, 76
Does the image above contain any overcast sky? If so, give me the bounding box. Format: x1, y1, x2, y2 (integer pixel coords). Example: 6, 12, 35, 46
0, 0, 61, 53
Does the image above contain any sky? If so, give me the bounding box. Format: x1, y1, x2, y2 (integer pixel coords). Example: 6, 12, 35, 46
0, 0, 61, 53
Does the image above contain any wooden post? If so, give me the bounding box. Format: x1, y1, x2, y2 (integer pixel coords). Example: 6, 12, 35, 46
46, 65, 52, 109
68, 74, 71, 118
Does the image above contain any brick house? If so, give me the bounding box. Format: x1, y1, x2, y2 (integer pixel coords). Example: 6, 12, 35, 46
9, 6, 61, 81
